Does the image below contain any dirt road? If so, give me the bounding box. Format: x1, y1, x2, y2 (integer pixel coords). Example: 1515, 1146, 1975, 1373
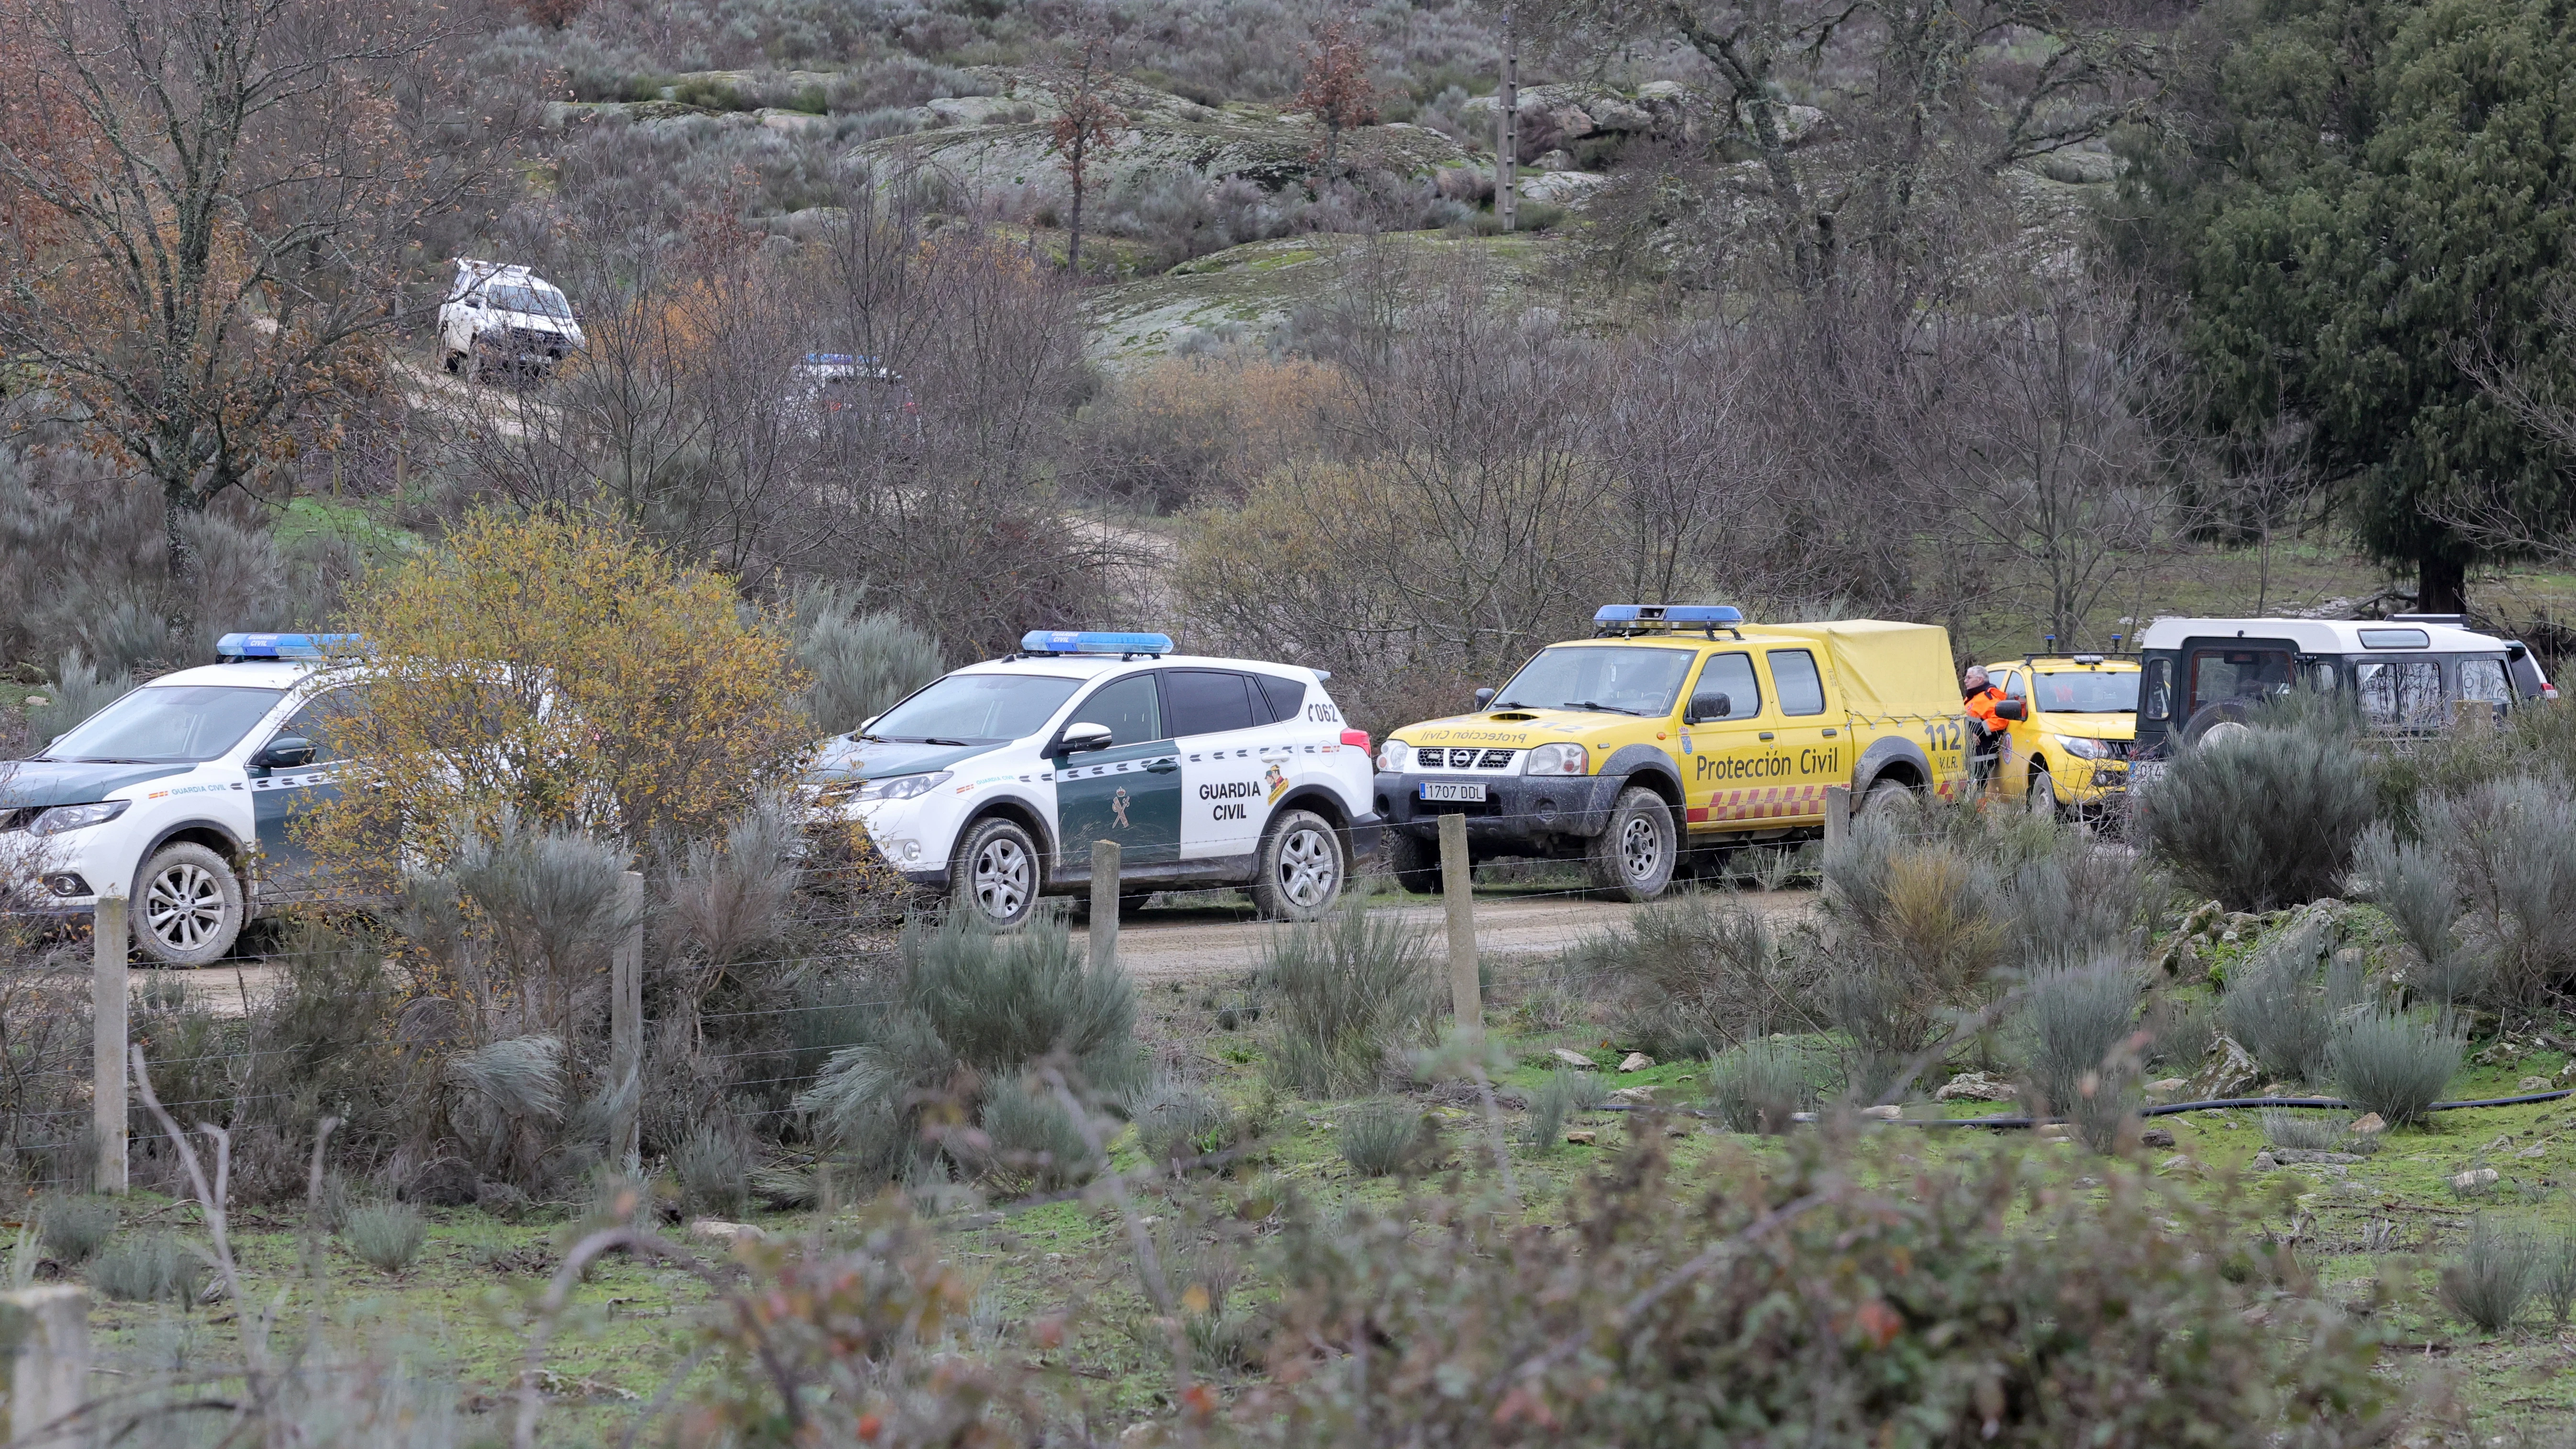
160, 887, 1823, 1011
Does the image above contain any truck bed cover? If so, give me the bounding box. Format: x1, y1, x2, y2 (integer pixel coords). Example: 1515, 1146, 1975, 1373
1762, 620, 1960, 724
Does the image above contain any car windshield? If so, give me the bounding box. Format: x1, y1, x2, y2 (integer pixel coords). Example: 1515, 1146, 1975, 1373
2031, 671, 2140, 714
38, 685, 287, 763
1491, 646, 1697, 717
865, 673, 1085, 743
485, 283, 571, 319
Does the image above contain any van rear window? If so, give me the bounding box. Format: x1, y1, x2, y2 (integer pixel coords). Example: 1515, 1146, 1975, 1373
2187, 648, 2294, 717
2358, 628, 2430, 650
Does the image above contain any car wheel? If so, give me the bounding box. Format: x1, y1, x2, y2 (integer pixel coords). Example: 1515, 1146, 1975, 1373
1862, 776, 1915, 816
2027, 767, 2059, 820
1250, 809, 1344, 921
950, 817, 1040, 929
1385, 828, 1441, 894
132, 842, 244, 967
2178, 699, 2258, 747
1584, 786, 1675, 902
442, 349, 462, 375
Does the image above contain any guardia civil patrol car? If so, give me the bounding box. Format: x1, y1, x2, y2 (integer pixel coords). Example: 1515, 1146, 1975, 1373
2, 633, 366, 966
809, 631, 1381, 927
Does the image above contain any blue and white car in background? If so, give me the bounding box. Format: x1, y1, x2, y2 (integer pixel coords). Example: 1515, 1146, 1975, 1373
810, 631, 1383, 927
1, 634, 364, 965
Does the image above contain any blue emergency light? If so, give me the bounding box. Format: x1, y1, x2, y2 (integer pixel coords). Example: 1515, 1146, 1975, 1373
1592, 605, 1744, 627
215, 632, 361, 660
1019, 630, 1172, 657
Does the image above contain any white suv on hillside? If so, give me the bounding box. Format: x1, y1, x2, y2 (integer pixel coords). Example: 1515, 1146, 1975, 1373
2, 634, 365, 965
438, 259, 584, 383
809, 631, 1383, 926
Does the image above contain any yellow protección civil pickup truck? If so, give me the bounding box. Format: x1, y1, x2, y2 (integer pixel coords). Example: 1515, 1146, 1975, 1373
1373, 606, 1973, 900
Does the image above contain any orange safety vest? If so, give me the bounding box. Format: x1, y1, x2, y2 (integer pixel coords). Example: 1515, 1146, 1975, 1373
1964, 685, 2009, 735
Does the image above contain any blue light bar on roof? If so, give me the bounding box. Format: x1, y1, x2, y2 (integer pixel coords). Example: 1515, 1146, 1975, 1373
215, 632, 359, 660
1020, 630, 1172, 657
1592, 605, 1743, 627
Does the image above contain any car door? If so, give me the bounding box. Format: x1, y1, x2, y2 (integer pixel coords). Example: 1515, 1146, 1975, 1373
1169, 669, 1273, 862
1995, 667, 2031, 795
1754, 648, 1838, 825
1679, 651, 1770, 831
1052, 672, 1182, 869
249, 686, 366, 891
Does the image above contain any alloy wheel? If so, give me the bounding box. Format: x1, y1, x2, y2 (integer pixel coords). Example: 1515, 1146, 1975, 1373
146, 862, 227, 954
1278, 826, 1337, 908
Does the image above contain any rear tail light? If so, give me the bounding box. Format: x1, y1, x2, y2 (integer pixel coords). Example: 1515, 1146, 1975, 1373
1341, 729, 1371, 750
2547, 685, 2562, 701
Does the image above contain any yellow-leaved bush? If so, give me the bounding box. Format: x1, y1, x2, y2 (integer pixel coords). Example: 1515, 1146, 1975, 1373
305, 509, 811, 883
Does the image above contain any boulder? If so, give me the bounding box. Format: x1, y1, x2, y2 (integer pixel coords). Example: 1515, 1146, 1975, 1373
2139, 1126, 2177, 1149
2520, 1075, 2554, 1092
2144, 1077, 2189, 1097
2348, 1112, 2386, 1135
2270, 1150, 2363, 1165
688, 1220, 766, 1248
1934, 1071, 2017, 1103
400, 1158, 479, 1208
1605, 1087, 1657, 1105
1858, 1104, 1903, 1121
2249, 1151, 2279, 1172
2454, 1167, 2501, 1191
2191, 1035, 2261, 1100
1549, 1048, 1597, 1070
1564, 1129, 1597, 1145
1518, 170, 1610, 207
2034, 1123, 2072, 1142
1617, 1052, 1654, 1073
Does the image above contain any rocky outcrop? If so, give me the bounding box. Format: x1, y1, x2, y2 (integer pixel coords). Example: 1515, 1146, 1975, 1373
1456, 82, 1705, 163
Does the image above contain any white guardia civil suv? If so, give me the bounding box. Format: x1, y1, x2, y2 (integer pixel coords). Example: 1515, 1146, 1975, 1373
809, 631, 1383, 926
2, 634, 365, 965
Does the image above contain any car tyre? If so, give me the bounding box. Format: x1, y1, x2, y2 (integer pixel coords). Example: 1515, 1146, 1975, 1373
950, 816, 1041, 929
442, 349, 462, 375
133, 842, 244, 967
1384, 828, 1441, 894
1250, 809, 1344, 921
1862, 776, 1915, 816
1584, 786, 1675, 902
2027, 766, 2059, 820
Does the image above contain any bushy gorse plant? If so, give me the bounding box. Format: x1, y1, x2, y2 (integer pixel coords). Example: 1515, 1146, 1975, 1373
2142, 707, 2376, 911
91, 1234, 204, 1305
38, 1195, 117, 1264
342, 1203, 427, 1273
1334, 1100, 1430, 1177
1705, 1038, 1814, 1135
2440, 1214, 2536, 1333
1563, 892, 1820, 1059
1259, 898, 1436, 1097
2328, 1007, 2459, 1127
1519, 1069, 1595, 1148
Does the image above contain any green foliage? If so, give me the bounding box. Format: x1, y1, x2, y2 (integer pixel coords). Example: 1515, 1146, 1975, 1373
2140, 0, 2576, 594
1520, 1069, 1596, 1148
2260, 1108, 2352, 1154
793, 586, 945, 738
2537, 1226, 2576, 1325
91, 1234, 205, 1305
1132, 1077, 1239, 1169
2143, 717, 2377, 911
1258, 899, 1436, 1098
2014, 959, 2140, 1151
1704, 1039, 1815, 1135
2440, 1214, 2536, 1334
1563, 892, 1820, 1058
977, 1074, 1102, 1193
342, 1203, 427, 1273
37, 1196, 117, 1264
2217, 922, 2340, 1085
2328, 1007, 2460, 1127
671, 1124, 751, 1217
1257, 1134, 2402, 1445
1334, 1099, 1430, 1177
25, 647, 129, 746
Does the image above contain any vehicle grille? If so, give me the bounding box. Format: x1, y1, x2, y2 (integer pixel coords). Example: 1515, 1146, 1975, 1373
506, 326, 566, 356
1415, 747, 1518, 772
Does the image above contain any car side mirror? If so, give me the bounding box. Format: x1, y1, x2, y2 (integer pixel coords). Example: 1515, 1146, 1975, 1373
254, 736, 316, 770
1056, 722, 1114, 755
1687, 693, 1730, 724
1474, 686, 1496, 709
854, 715, 879, 737
1994, 700, 2027, 721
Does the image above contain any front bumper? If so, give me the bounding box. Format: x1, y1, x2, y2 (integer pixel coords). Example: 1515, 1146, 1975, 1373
1373, 771, 1624, 846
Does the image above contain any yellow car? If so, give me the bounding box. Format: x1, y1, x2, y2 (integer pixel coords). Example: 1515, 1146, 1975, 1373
1979, 653, 2141, 817
1375, 606, 1974, 899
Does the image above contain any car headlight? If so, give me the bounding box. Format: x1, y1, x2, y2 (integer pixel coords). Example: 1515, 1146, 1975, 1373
1378, 740, 1412, 772
852, 771, 951, 803
1524, 742, 1589, 775
2053, 735, 2110, 761
31, 800, 129, 836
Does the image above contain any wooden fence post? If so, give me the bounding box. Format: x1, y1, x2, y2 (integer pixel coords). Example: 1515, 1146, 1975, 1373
610, 870, 644, 1171
1089, 839, 1120, 976
93, 897, 127, 1196
1823, 785, 1851, 852
0, 1285, 88, 1443
1439, 814, 1480, 1039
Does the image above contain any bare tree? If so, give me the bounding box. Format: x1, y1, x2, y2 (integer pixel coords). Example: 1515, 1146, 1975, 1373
0, 0, 519, 558
1041, 27, 1127, 277
1297, 16, 1381, 177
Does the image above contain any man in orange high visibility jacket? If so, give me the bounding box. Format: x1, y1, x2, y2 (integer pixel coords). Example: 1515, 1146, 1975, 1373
1963, 665, 2009, 786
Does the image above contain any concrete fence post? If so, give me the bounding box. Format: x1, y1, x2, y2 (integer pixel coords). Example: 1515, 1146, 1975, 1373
1088, 839, 1120, 976
610, 870, 644, 1172
0, 1286, 88, 1444
92, 897, 127, 1196
1823, 785, 1851, 853
1439, 814, 1480, 1039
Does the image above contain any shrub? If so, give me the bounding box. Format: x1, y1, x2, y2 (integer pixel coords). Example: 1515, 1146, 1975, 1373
793, 586, 943, 738
2439, 1214, 2535, 1334
671, 1124, 750, 1218
24, 647, 129, 746
1821, 957, 1945, 1101
1564, 893, 1822, 1058
2015, 958, 2140, 1152
2537, 1228, 2576, 1325
664, 793, 800, 995
37, 1196, 117, 1264
1705, 1039, 1814, 1135
342, 1203, 427, 1273
1823, 818, 2009, 1000
1261, 1133, 2402, 1444
2142, 714, 2376, 910
2143, 992, 2215, 1071
2260, 1108, 2351, 1153
2329, 1007, 2460, 1127
2217, 926, 2337, 1085
1336, 1100, 1431, 1177
1132, 1077, 1235, 1169
2417, 777, 2576, 1004
91, 1234, 205, 1304
2349, 821, 2479, 1004
1520, 1069, 1595, 1148
977, 1075, 1101, 1193
795, 913, 1138, 1179
1260, 899, 1436, 1098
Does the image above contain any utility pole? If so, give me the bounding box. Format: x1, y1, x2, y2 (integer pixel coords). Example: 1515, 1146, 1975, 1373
1496, 6, 1519, 232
